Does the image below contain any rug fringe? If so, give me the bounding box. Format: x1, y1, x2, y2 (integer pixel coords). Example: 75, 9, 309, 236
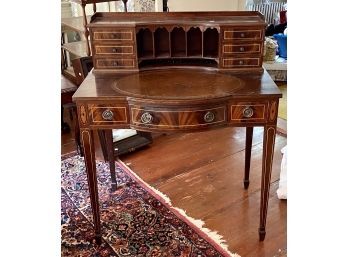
117, 159, 241, 257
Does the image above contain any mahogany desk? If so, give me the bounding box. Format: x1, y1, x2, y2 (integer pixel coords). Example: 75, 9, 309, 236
72, 68, 281, 243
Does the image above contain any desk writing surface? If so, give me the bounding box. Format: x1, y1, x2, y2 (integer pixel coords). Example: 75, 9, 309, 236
72, 69, 281, 102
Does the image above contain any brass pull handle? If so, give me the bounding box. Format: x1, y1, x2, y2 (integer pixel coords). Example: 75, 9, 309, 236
111, 33, 118, 39
239, 60, 244, 65
112, 61, 119, 66
242, 106, 254, 118
102, 109, 114, 120
204, 111, 215, 123
240, 32, 245, 38
141, 112, 153, 124
239, 47, 245, 52
112, 48, 117, 53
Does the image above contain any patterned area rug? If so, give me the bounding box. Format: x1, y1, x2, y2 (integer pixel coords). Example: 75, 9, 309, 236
61, 153, 240, 257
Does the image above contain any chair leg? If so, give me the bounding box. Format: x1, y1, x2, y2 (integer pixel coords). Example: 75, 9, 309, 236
69, 107, 74, 121
105, 129, 117, 191
244, 127, 253, 189
61, 105, 70, 134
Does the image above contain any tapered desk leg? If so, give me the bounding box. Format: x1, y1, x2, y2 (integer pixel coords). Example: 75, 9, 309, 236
81, 128, 102, 244
244, 127, 253, 189
259, 125, 277, 241
105, 129, 117, 191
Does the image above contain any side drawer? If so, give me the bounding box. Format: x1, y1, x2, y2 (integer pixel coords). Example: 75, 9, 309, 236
88, 104, 128, 125
223, 29, 262, 40
94, 45, 134, 55
222, 43, 261, 55
95, 58, 136, 69
230, 102, 267, 123
92, 30, 134, 41
130, 106, 226, 130
222, 57, 260, 68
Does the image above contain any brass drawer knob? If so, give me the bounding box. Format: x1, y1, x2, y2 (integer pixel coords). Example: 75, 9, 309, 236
141, 112, 153, 124
112, 61, 119, 66
240, 32, 245, 38
242, 106, 254, 118
112, 48, 119, 53
102, 109, 114, 120
239, 47, 245, 52
204, 111, 215, 123
239, 60, 244, 65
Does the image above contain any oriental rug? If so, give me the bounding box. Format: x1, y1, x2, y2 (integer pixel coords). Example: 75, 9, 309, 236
61, 153, 240, 257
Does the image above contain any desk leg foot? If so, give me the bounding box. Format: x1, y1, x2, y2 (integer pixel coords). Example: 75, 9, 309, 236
111, 183, 117, 192
244, 127, 253, 189
258, 227, 266, 241
243, 180, 250, 189
259, 125, 276, 242
81, 129, 102, 241
105, 130, 117, 191
95, 234, 102, 245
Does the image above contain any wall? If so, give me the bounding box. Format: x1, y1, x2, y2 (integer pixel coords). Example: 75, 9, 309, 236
167, 0, 247, 11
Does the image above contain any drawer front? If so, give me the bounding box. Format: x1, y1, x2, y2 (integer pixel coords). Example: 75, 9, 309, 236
230, 102, 267, 122
88, 104, 128, 125
95, 58, 136, 69
223, 29, 262, 40
222, 58, 260, 68
93, 30, 134, 41
222, 43, 261, 55
130, 106, 226, 130
94, 45, 134, 55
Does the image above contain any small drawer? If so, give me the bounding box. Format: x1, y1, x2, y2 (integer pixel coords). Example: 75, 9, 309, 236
222, 58, 260, 68
230, 103, 267, 122
93, 30, 134, 41
94, 45, 134, 55
95, 58, 136, 69
222, 44, 261, 54
130, 106, 226, 130
223, 29, 262, 40
88, 105, 128, 124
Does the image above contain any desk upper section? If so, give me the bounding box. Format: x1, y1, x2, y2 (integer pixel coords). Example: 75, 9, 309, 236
88, 12, 267, 76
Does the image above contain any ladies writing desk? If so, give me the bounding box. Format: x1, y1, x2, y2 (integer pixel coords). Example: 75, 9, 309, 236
72, 11, 282, 243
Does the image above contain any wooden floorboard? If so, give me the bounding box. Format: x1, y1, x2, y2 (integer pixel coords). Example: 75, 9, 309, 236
61, 111, 287, 257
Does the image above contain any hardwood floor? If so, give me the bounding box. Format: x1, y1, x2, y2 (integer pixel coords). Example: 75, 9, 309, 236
61, 110, 287, 257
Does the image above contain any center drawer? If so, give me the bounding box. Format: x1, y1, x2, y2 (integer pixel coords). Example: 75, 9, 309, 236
130, 105, 226, 130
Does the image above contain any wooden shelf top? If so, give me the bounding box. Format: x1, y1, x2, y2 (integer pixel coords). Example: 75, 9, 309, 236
62, 16, 91, 33
62, 41, 88, 58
